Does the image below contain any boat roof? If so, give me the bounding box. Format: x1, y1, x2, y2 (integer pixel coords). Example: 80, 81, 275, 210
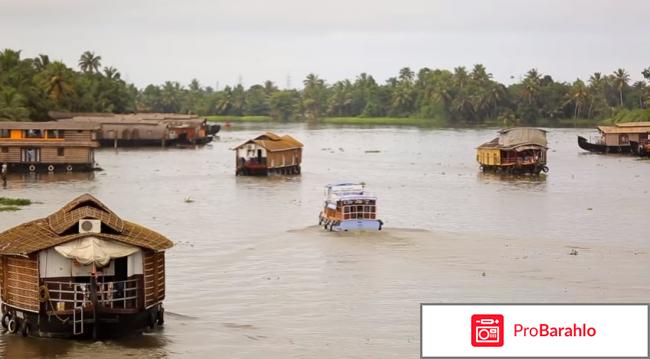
0, 194, 173, 256
478, 127, 547, 149
0, 121, 99, 130
234, 132, 303, 152
597, 125, 650, 134
324, 183, 376, 202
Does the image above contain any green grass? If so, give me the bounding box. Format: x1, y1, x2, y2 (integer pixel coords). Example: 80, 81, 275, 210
205, 115, 273, 123
0, 197, 31, 206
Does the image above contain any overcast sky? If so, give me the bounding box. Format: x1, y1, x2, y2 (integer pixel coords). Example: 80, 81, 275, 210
2, 0, 649, 89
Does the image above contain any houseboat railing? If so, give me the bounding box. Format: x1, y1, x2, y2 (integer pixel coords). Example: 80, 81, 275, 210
43, 278, 139, 311
239, 158, 267, 166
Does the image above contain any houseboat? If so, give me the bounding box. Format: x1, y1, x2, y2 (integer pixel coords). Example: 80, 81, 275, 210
55, 113, 214, 147
477, 127, 548, 174
0, 122, 99, 172
318, 183, 383, 231
234, 132, 303, 175
0, 194, 172, 338
577, 122, 650, 154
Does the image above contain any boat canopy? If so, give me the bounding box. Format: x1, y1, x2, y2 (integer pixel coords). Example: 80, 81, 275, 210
54, 236, 139, 267
497, 128, 547, 147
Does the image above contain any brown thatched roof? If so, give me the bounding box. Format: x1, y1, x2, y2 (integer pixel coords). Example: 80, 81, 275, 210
0, 194, 173, 256
234, 132, 303, 152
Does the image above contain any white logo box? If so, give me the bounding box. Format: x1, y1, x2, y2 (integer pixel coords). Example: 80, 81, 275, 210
421, 304, 648, 358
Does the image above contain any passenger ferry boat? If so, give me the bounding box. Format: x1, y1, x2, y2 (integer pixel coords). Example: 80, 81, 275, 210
0, 194, 172, 338
0, 122, 99, 172
477, 127, 548, 174
318, 183, 383, 231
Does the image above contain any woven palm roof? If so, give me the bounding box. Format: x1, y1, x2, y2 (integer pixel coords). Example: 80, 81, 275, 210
234, 132, 303, 152
0, 194, 173, 256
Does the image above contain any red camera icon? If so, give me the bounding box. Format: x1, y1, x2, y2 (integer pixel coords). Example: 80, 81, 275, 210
471, 314, 504, 347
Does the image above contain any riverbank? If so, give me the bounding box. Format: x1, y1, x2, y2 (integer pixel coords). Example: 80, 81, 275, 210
206, 115, 607, 128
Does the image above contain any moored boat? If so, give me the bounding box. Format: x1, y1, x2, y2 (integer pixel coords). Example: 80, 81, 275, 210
233, 132, 303, 176
0, 194, 172, 338
577, 122, 650, 154
476, 127, 548, 174
0, 122, 100, 173
318, 183, 383, 231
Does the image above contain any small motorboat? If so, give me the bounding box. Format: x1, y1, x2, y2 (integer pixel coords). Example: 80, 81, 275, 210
318, 182, 383, 231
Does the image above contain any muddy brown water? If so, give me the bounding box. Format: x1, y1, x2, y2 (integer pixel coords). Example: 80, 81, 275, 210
0, 124, 648, 358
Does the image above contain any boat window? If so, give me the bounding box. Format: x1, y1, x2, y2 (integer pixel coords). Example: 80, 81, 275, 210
47, 130, 64, 139
24, 129, 43, 138
1, 147, 7, 153
57, 148, 65, 156
343, 206, 350, 213
0, 129, 9, 138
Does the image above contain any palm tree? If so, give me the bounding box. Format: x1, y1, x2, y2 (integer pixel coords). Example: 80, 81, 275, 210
398, 67, 414, 84
632, 81, 646, 108
470, 64, 491, 84
0, 49, 21, 71
103, 66, 120, 80
32, 54, 50, 71
564, 79, 589, 120
0, 88, 29, 120
78, 51, 102, 74
39, 61, 74, 104
302, 73, 326, 119
453, 66, 469, 88
612, 68, 630, 106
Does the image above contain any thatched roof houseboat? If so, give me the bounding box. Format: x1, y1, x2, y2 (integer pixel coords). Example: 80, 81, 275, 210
578, 121, 650, 154
477, 128, 548, 174
0, 122, 99, 173
0, 194, 172, 338
55, 113, 215, 147
234, 132, 303, 175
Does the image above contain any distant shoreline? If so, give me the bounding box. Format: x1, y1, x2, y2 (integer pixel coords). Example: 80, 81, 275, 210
205, 115, 606, 128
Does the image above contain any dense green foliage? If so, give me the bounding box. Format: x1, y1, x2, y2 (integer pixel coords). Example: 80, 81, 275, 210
1, 48, 649, 126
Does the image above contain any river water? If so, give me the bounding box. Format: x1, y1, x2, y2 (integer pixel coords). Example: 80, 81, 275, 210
0, 124, 648, 358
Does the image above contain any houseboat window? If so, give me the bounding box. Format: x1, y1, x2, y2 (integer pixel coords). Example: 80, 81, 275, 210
57, 148, 65, 156
47, 130, 64, 139
21, 148, 40, 162
24, 129, 43, 138
0, 129, 9, 138
1, 147, 7, 153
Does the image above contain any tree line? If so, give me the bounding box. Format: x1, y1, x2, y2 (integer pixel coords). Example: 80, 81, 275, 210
1, 48, 649, 125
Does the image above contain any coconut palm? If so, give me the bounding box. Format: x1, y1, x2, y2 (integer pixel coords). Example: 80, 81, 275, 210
398, 67, 414, 84
39, 61, 75, 104
564, 79, 589, 120
32, 54, 50, 71
0, 88, 29, 120
78, 51, 102, 74
103, 66, 120, 80
0, 49, 21, 72
612, 68, 630, 106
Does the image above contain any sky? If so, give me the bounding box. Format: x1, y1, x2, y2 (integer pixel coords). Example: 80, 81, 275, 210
2, 0, 649, 89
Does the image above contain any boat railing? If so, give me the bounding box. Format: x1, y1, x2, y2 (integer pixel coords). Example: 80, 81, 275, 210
43, 278, 140, 311
239, 157, 267, 166
500, 157, 541, 165
589, 135, 605, 145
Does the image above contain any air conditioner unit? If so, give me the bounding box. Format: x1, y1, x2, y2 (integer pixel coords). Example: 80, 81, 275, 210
78, 219, 101, 234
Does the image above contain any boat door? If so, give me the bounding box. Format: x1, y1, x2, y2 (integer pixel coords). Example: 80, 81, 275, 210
257, 149, 263, 163
21, 148, 40, 163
